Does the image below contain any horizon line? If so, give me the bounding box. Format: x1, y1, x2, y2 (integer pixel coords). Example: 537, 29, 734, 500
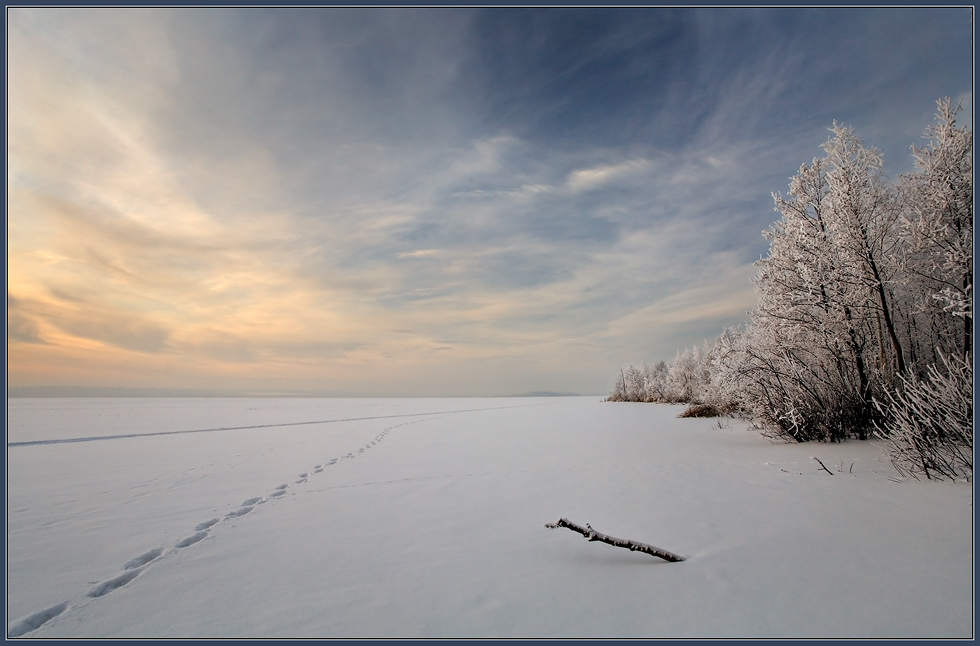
7, 386, 595, 399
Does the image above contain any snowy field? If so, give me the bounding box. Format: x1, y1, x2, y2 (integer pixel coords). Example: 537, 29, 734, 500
6, 397, 973, 638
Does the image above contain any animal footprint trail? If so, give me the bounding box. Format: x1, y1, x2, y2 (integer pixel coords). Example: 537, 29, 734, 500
123, 548, 163, 570
87, 570, 141, 598
7, 602, 69, 637
195, 518, 219, 531
226, 506, 254, 519
175, 531, 208, 548
9, 416, 433, 636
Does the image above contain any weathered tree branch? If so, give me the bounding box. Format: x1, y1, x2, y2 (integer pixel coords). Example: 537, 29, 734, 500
545, 518, 685, 563
811, 455, 834, 475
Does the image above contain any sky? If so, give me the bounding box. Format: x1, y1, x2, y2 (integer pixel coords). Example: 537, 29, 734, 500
6, 8, 974, 397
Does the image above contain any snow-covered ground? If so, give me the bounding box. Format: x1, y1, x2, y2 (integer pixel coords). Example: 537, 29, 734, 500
6, 397, 973, 638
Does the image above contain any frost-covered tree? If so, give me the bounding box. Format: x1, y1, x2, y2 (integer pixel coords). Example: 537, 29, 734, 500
870, 99, 974, 477
664, 346, 702, 403
642, 360, 669, 401
821, 125, 907, 380
607, 332, 744, 412
729, 124, 905, 440
609, 365, 646, 402
896, 98, 973, 365
610, 99, 972, 459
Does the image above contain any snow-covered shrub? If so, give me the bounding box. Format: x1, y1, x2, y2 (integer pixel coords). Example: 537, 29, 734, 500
641, 361, 669, 402
607, 331, 744, 412
608, 366, 630, 401
700, 329, 745, 415
715, 319, 877, 442
677, 403, 722, 418
663, 347, 702, 403
608, 364, 649, 402
874, 353, 973, 481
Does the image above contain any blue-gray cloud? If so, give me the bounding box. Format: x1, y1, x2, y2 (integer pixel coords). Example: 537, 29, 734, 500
7, 7, 972, 395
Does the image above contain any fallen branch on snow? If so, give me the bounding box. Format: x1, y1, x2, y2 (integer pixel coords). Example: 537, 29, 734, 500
545, 518, 685, 562
811, 456, 834, 475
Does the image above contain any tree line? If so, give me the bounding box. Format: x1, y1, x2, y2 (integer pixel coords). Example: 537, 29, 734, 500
610, 99, 972, 481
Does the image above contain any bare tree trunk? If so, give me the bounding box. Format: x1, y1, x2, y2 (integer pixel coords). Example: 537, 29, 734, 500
545, 518, 685, 562
863, 247, 907, 377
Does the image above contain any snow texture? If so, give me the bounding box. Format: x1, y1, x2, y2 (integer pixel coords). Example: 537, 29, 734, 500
6, 397, 973, 638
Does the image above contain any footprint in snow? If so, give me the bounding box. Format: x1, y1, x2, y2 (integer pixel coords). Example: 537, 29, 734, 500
7, 602, 69, 637
9, 426, 421, 638
226, 505, 254, 518
123, 548, 163, 570
314, 464, 322, 469
87, 570, 140, 597
175, 532, 208, 548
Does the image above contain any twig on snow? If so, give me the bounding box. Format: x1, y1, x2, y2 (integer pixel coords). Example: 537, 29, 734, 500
545, 518, 685, 562
811, 456, 834, 475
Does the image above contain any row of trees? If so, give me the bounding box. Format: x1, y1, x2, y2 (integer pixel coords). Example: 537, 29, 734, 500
611, 99, 972, 480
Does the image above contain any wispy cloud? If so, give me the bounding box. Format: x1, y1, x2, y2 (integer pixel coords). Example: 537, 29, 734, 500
566, 159, 651, 192
7, 8, 972, 395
